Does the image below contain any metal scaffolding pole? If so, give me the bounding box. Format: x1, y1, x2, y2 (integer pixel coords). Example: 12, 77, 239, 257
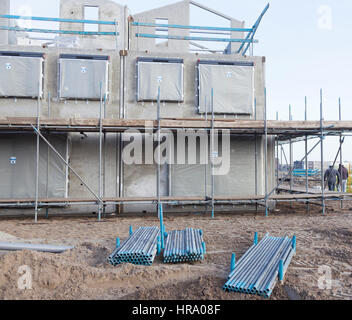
329, 140, 344, 175
211, 88, 215, 219
156, 87, 165, 249
98, 83, 103, 221
339, 98, 343, 209
280, 143, 283, 180
264, 88, 268, 216
280, 145, 289, 169
254, 98, 258, 213
31, 125, 102, 203
103, 94, 107, 217
305, 97, 309, 213
275, 112, 279, 208
276, 111, 279, 189
118, 50, 126, 214
34, 92, 41, 223
157, 86, 161, 216
46, 91, 51, 219
320, 89, 325, 215
289, 104, 293, 208
267, 138, 322, 203
204, 96, 208, 214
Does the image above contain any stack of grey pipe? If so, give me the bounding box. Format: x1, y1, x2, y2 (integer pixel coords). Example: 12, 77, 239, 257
223, 234, 296, 298
163, 228, 205, 263
108, 227, 160, 266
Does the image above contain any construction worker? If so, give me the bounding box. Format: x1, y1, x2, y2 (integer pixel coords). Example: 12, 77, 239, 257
324, 163, 341, 191
338, 164, 349, 193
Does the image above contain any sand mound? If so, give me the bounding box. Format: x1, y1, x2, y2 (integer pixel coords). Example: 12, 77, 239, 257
0, 243, 195, 300
0, 204, 351, 300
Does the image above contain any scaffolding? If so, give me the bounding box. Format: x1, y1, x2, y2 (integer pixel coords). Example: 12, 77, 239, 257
1, 94, 352, 220
1, 5, 352, 222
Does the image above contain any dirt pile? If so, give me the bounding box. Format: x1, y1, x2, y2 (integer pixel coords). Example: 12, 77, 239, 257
0, 204, 351, 300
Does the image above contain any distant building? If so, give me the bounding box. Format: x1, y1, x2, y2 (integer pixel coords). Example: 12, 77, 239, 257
294, 161, 304, 170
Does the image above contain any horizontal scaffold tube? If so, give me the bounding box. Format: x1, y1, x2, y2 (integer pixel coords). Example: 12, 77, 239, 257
0, 242, 74, 253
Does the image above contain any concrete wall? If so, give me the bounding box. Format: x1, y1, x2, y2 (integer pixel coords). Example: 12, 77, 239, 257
0, 45, 121, 215
0, 0, 10, 45
230, 19, 246, 54
120, 51, 267, 213
124, 51, 265, 120
0, 132, 120, 216
4, 0, 246, 54
121, 133, 275, 214
0, 133, 68, 198
60, 0, 128, 50
131, 1, 190, 53
3, 0, 247, 54
130, 0, 245, 55
0, 45, 121, 118
0, 42, 273, 216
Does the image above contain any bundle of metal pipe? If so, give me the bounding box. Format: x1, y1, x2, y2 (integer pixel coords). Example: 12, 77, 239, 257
163, 228, 205, 263
223, 234, 296, 298
107, 227, 160, 266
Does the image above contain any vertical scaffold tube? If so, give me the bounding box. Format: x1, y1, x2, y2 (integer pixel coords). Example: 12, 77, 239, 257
264, 88, 268, 216
211, 88, 215, 219
320, 89, 325, 215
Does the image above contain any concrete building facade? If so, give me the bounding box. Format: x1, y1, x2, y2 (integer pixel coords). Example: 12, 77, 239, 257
0, 0, 274, 216
0, 0, 10, 45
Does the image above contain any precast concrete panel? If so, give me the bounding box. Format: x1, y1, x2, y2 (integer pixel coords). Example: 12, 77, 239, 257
58, 58, 109, 99
0, 55, 43, 98
198, 61, 254, 115
137, 58, 184, 102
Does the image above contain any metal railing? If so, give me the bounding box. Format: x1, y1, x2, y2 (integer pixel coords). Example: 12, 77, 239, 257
131, 3, 269, 55
0, 14, 119, 36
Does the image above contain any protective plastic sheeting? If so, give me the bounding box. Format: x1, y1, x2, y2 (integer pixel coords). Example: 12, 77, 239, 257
137, 60, 184, 102
198, 61, 254, 114
58, 58, 108, 99
170, 136, 257, 197
0, 55, 43, 97
0, 133, 68, 199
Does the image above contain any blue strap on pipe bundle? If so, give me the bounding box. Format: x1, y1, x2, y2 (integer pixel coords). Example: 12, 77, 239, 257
223, 233, 296, 298
254, 232, 258, 245
230, 253, 236, 272
159, 203, 165, 250
163, 228, 205, 263
157, 236, 161, 255
108, 226, 160, 266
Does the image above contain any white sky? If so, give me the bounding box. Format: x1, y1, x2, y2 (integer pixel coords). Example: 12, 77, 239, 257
8, 0, 352, 162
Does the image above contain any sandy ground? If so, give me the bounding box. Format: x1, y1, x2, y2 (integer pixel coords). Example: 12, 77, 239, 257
0, 201, 351, 300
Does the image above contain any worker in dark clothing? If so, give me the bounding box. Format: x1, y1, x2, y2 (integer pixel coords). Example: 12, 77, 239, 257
338, 164, 349, 192
324, 164, 340, 191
